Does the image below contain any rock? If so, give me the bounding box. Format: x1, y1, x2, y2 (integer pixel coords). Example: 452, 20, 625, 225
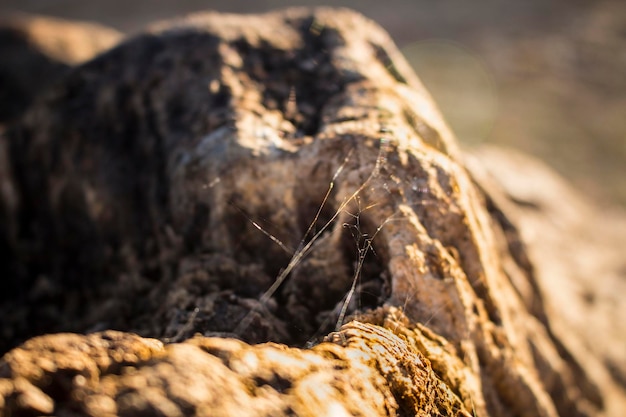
0, 310, 474, 417
0, 13, 122, 124
0, 7, 624, 416
466, 145, 626, 417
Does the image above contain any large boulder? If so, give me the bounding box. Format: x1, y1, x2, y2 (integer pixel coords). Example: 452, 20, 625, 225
0, 8, 624, 416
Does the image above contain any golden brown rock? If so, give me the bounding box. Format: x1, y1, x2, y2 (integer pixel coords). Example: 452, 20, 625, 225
0, 310, 475, 417
0, 7, 624, 417
466, 145, 626, 416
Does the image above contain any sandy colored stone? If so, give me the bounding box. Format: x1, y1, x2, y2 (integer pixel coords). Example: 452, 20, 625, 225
466, 145, 626, 417
0, 314, 474, 417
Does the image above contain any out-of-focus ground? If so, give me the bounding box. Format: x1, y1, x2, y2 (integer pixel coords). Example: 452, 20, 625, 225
1, 0, 625, 207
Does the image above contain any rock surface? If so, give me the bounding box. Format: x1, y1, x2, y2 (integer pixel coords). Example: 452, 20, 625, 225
0, 309, 474, 417
0, 7, 624, 417
466, 146, 626, 416
0, 13, 122, 124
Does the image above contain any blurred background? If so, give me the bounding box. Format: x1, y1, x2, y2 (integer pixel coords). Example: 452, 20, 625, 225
2, 0, 625, 207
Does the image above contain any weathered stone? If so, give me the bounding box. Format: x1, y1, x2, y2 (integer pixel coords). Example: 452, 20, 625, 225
0, 311, 476, 417
0, 7, 624, 417
466, 145, 626, 417
0, 13, 122, 124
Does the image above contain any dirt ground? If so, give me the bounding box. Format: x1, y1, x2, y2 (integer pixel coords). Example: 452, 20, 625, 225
1, 0, 625, 208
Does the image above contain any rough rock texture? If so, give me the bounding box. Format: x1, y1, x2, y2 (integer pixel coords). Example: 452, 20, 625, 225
0, 13, 122, 124
0, 7, 625, 417
0, 309, 474, 417
466, 146, 626, 417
